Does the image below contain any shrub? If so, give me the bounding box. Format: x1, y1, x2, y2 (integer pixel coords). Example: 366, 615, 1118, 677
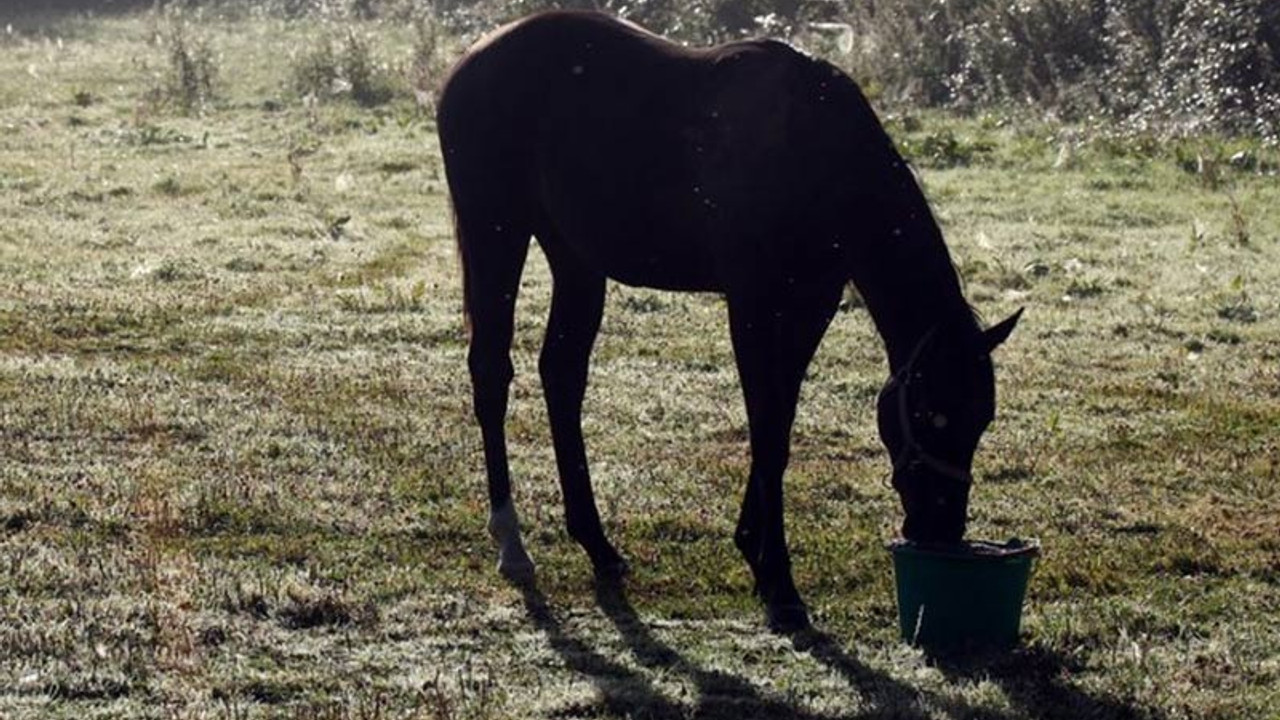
1148, 0, 1280, 135
498, 0, 808, 44
341, 29, 398, 106
258, 0, 1280, 135
153, 1, 218, 113
292, 28, 399, 106
835, 0, 1280, 135
408, 11, 450, 107
841, 0, 1107, 108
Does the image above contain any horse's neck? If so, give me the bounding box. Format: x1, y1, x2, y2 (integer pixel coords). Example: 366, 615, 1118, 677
858, 273, 970, 373
846, 190, 976, 372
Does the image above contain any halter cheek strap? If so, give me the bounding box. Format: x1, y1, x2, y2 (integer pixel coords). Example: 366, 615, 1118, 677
887, 328, 974, 487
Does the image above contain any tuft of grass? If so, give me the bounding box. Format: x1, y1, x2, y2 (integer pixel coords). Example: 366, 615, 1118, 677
336, 280, 429, 314
278, 582, 374, 630
897, 127, 996, 168
1225, 190, 1252, 247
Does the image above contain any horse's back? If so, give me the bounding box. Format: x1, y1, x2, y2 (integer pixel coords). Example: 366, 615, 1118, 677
437, 11, 874, 291
438, 11, 685, 138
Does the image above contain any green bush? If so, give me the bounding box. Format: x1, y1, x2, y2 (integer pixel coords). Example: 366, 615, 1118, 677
245, 0, 1280, 135
1143, 0, 1280, 135
292, 27, 399, 106
408, 11, 449, 106
838, 0, 1279, 135
154, 1, 218, 113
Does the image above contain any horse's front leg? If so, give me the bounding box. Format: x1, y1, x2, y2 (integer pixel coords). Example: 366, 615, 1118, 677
728, 283, 841, 632
539, 241, 628, 579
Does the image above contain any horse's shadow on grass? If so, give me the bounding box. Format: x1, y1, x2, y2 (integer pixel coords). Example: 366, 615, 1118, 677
521, 581, 825, 719
521, 581, 941, 719
520, 581, 1165, 720
592, 582, 928, 719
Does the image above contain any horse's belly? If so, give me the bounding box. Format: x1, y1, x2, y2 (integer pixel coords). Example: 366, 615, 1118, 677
536, 144, 723, 292
601, 245, 721, 292
549, 207, 722, 292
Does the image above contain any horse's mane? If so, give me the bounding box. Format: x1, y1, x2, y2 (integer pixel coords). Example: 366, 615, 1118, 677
804, 57, 986, 340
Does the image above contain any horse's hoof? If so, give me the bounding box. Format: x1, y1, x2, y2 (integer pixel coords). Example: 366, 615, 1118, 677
497, 557, 537, 586
592, 556, 630, 583
766, 602, 811, 634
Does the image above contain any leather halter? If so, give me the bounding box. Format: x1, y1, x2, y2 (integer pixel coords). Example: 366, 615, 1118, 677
885, 328, 975, 487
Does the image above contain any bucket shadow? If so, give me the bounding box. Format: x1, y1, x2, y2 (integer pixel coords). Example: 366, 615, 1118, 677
927, 645, 1167, 720
789, 627, 998, 719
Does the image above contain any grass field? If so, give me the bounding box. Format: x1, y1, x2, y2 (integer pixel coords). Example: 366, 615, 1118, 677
2, 8, 1279, 720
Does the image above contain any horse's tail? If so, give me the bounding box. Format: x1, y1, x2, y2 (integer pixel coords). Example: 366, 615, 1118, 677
451, 201, 473, 337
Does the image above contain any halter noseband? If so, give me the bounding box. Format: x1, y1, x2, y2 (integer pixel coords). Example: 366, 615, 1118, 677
886, 328, 974, 487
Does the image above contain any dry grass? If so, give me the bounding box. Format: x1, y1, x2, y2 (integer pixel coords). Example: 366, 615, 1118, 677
1, 8, 1278, 720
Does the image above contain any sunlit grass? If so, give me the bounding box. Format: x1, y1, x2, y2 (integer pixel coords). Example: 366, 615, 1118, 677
1, 8, 1278, 720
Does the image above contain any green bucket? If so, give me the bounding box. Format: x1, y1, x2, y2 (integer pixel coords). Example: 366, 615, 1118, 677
887, 538, 1040, 651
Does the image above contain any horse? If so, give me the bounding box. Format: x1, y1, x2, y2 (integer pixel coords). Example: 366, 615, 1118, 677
436, 10, 1021, 631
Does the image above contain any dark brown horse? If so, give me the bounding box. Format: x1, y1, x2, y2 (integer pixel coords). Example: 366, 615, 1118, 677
437, 10, 1021, 631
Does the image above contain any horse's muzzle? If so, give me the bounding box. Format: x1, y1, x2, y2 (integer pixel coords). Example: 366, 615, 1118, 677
899, 485, 969, 544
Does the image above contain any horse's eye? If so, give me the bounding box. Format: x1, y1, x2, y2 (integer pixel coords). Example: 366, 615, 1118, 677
931, 413, 949, 429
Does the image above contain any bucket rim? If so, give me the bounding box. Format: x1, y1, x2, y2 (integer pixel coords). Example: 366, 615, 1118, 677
886, 537, 1041, 561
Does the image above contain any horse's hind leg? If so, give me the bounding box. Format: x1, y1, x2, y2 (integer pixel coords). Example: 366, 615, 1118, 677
459, 213, 534, 583
537, 238, 628, 579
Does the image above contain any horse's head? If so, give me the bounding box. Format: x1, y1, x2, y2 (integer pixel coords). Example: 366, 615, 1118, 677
876, 310, 1022, 544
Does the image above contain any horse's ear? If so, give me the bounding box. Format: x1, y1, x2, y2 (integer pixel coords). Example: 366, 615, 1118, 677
984, 308, 1023, 353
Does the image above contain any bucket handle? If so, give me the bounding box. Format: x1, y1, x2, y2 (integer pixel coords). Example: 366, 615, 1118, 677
912, 604, 926, 645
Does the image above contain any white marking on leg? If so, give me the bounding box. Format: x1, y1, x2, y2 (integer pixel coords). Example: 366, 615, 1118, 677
487, 501, 535, 583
